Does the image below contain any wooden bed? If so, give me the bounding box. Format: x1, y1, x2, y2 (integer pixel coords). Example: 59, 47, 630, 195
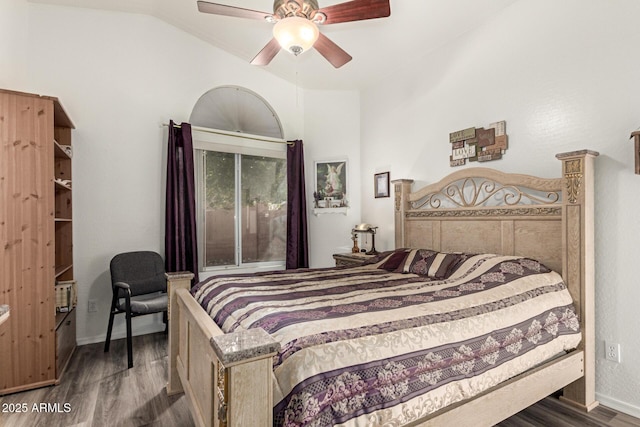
166, 149, 598, 427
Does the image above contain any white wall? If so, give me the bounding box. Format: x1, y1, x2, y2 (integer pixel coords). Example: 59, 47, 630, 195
303, 89, 361, 267
360, 0, 640, 417
0, 0, 29, 90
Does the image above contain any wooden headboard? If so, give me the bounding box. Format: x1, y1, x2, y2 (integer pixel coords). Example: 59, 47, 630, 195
392, 149, 599, 410
392, 167, 564, 272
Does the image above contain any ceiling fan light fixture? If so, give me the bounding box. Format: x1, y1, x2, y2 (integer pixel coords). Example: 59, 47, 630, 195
272, 16, 319, 56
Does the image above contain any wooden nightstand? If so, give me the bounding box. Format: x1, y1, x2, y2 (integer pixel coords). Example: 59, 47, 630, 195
333, 253, 376, 267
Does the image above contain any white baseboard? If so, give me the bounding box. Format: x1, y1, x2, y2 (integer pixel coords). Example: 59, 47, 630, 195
596, 392, 640, 419
76, 323, 165, 346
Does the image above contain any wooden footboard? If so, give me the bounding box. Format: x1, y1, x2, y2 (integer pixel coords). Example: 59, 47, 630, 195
166, 272, 279, 427
410, 350, 585, 426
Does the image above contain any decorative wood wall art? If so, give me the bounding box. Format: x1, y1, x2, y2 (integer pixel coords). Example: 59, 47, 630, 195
631, 130, 640, 174
449, 121, 508, 167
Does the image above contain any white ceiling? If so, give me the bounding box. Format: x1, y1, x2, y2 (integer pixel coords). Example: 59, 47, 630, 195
29, 0, 518, 90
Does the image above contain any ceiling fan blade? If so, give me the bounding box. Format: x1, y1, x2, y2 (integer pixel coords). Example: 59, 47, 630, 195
317, 0, 390, 25
197, 1, 272, 21
251, 38, 281, 66
314, 33, 352, 68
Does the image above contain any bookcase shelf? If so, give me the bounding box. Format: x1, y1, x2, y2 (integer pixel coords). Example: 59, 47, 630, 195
0, 89, 77, 395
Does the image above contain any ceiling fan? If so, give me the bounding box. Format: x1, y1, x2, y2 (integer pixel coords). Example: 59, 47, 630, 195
197, 0, 391, 68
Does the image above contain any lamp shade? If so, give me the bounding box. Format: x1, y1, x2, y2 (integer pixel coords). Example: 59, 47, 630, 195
273, 16, 319, 56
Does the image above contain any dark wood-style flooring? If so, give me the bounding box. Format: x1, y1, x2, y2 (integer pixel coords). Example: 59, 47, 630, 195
1, 333, 638, 427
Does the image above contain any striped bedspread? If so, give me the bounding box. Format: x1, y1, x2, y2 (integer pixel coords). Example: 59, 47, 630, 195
191, 253, 581, 427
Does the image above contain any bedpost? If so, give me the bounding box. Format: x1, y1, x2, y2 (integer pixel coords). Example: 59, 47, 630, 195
211, 328, 281, 426
166, 271, 194, 396
555, 149, 599, 411
392, 179, 414, 248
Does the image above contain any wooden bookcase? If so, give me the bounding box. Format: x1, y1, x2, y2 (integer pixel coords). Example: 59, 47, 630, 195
0, 89, 77, 395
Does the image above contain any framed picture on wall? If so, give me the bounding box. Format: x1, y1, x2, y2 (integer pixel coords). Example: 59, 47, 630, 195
374, 172, 390, 198
314, 160, 348, 208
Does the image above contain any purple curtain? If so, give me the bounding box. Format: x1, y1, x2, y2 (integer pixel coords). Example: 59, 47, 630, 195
165, 120, 199, 284
286, 140, 309, 269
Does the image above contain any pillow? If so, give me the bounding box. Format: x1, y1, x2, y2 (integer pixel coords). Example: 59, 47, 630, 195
377, 249, 411, 271
395, 249, 467, 279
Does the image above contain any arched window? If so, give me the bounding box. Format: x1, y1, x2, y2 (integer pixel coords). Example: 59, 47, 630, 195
190, 85, 283, 139
191, 86, 287, 272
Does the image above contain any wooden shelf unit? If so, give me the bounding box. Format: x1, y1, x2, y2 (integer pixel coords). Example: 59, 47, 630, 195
54, 122, 73, 283
0, 89, 77, 395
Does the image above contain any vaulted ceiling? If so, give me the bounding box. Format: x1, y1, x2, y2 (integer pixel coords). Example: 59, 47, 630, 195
29, 0, 517, 90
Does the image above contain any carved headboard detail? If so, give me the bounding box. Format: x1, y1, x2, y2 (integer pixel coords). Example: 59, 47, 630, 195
409, 168, 562, 210
392, 151, 598, 278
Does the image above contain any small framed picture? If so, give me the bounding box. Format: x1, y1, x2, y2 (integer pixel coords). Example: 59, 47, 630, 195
374, 172, 390, 198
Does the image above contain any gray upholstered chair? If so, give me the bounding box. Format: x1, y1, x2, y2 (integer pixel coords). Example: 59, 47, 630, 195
104, 251, 167, 369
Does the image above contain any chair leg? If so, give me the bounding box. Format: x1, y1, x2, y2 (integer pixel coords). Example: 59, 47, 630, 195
126, 308, 133, 369
104, 293, 118, 353
104, 312, 115, 353
163, 310, 168, 334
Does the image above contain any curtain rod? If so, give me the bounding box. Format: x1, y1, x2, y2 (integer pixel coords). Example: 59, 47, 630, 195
162, 122, 294, 145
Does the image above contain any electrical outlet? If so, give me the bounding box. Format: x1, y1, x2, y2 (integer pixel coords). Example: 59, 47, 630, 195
88, 299, 98, 313
605, 341, 621, 363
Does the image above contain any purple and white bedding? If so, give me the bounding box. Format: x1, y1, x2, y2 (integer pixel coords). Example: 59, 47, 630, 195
191, 251, 581, 427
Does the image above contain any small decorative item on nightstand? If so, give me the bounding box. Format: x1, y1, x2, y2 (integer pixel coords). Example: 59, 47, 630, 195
351, 233, 360, 253
352, 223, 379, 255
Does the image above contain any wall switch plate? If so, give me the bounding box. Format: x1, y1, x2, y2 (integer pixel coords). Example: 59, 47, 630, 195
605, 341, 621, 363
88, 299, 98, 313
